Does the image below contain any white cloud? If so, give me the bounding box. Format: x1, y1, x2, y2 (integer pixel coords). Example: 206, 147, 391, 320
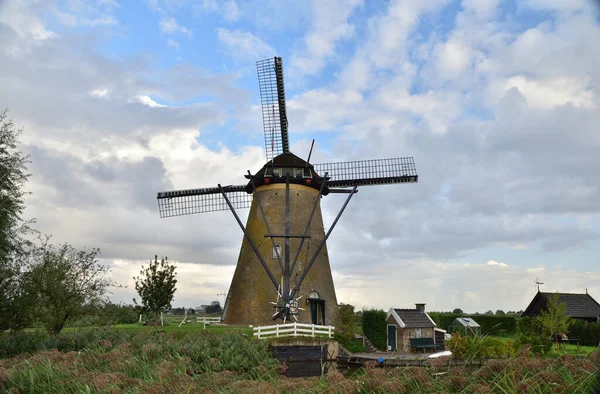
194, 0, 240, 22
89, 88, 110, 98
167, 38, 180, 48
493, 76, 596, 110
159, 16, 192, 36
291, 0, 362, 76
216, 28, 274, 60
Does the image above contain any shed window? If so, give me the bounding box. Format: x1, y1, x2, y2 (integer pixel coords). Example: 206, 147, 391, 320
282, 167, 295, 177
272, 244, 282, 259
414, 328, 423, 338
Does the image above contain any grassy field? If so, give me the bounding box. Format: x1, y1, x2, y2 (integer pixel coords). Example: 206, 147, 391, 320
111, 322, 254, 337
0, 330, 598, 393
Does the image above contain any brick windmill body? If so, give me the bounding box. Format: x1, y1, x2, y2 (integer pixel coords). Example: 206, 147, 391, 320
157, 57, 418, 326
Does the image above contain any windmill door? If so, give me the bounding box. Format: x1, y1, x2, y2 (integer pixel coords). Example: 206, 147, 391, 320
387, 325, 397, 351
308, 292, 326, 325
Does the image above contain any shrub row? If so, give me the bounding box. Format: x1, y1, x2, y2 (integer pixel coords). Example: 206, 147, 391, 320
361, 309, 387, 350
446, 333, 553, 359
428, 313, 518, 335
568, 320, 600, 347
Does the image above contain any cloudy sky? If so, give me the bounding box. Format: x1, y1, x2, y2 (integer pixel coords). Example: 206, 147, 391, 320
1, 0, 599, 314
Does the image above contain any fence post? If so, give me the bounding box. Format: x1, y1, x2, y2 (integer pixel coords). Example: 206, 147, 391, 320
294, 322, 297, 337
312, 324, 315, 337
328, 325, 332, 338
276, 324, 279, 337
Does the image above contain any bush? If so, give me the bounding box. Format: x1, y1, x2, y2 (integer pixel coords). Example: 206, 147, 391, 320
517, 316, 539, 336
446, 333, 470, 358
516, 335, 553, 355
361, 309, 387, 350
568, 319, 600, 347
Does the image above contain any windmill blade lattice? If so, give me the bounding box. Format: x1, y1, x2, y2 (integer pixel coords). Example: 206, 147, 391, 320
157, 186, 251, 217
257, 57, 289, 161
313, 157, 418, 188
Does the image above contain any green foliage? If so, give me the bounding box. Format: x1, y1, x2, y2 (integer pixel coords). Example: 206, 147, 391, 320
452, 308, 463, 314
429, 312, 518, 336
66, 303, 139, 327
24, 241, 113, 335
134, 255, 177, 324
361, 309, 387, 350
517, 315, 540, 336
446, 333, 518, 359
536, 293, 573, 351
568, 319, 600, 347
334, 303, 356, 344
0, 109, 35, 331
516, 335, 553, 355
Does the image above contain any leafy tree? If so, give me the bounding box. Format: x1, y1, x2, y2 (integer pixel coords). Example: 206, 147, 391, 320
134, 255, 177, 325
0, 109, 35, 331
495, 310, 506, 315
536, 293, 573, 351
25, 241, 112, 334
334, 303, 356, 344
452, 308, 463, 314
485, 310, 494, 315
205, 303, 222, 314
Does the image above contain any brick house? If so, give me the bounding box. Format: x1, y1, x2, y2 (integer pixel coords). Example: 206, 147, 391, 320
386, 303, 437, 352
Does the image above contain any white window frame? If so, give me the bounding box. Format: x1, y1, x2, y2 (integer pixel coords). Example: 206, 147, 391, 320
414, 328, 423, 338
272, 244, 282, 259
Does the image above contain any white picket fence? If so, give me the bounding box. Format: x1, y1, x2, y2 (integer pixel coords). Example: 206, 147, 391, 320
253, 322, 335, 339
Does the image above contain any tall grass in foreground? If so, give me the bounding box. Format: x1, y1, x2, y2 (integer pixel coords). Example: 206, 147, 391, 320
0, 329, 598, 393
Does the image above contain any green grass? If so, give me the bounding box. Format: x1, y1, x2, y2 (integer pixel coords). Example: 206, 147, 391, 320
111, 322, 253, 337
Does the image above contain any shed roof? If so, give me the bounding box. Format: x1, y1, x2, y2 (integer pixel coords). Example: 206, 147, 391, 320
523, 292, 600, 319
389, 308, 436, 328
454, 317, 480, 327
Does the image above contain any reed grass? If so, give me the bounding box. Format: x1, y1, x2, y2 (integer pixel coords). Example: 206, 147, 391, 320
0, 328, 598, 393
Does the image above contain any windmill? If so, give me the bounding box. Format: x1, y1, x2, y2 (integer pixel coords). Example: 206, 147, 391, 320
157, 57, 418, 326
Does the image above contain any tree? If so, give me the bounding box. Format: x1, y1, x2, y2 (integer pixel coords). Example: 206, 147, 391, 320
25, 241, 112, 334
134, 255, 177, 325
0, 109, 35, 331
452, 308, 463, 315
334, 303, 356, 344
536, 293, 573, 351
205, 303, 222, 314
495, 310, 506, 315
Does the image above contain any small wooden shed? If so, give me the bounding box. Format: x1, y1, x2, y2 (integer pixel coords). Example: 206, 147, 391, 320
386, 303, 437, 353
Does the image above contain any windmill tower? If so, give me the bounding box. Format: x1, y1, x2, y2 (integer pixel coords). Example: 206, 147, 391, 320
157, 57, 418, 326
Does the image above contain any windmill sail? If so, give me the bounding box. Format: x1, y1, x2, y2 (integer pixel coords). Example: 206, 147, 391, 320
257, 57, 289, 161
157, 185, 251, 217
314, 157, 418, 188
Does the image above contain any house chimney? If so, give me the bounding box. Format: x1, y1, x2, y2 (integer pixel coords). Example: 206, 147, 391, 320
415, 303, 426, 312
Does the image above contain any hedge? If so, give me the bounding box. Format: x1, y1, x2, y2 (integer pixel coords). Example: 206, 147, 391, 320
428, 313, 518, 336
362, 309, 387, 350
568, 320, 600, 347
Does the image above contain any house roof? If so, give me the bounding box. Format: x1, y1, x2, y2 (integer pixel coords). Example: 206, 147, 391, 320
388, 308, 436, 328
523, 291, 600, 319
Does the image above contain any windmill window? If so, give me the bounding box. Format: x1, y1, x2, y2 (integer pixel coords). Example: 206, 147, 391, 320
295, 168, 303, 178
308, 291, 319, 299
282, 167, 295, 177
303, 168, 312, 178
273, 168, 281, 177
272, 244, 282, 259
265, 167, 273, 177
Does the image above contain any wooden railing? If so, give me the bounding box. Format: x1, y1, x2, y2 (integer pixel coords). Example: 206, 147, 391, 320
253, 322, 335, 339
